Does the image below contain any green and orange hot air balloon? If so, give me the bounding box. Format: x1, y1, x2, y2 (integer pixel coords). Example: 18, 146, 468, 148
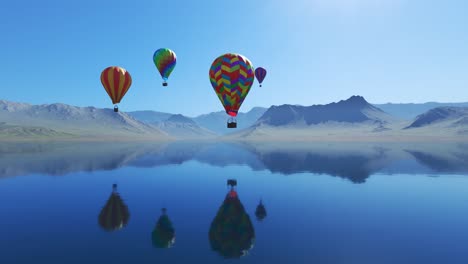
100, 66, 132, 112
209, 53, 255, 128
153, 48, 177, 86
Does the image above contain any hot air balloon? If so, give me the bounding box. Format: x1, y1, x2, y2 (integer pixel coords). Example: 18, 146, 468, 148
209, 53, 255, 128
151, 208, 175, 248
153, 48, 177, 86
255, 200, 267, 221
209, 183, 255, 258
255, 67, 267, 87
100, 66, 132, 112
98, 184, 130, 232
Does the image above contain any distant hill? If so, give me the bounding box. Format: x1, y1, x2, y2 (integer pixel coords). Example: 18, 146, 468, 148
256, 96, 394, 126
0, 122, 71, 138
193, 107, 267, 135
0, 100, 169, 140
127, 110, 173, 124
128, 108, 269, 136
374, 102, 468, 120
405, 107, 468, 133
155, 114, 217, 138
4, 97, 468, 141
228, 96, 401, 140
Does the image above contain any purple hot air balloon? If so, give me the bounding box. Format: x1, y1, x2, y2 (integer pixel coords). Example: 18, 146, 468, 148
255, 67, 267, 87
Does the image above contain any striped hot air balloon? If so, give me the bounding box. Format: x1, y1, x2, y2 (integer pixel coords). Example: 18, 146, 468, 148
209, 53, 255, 128
255, 67, 267, 87
100, 66, 132, 112
153, 48, 177, 86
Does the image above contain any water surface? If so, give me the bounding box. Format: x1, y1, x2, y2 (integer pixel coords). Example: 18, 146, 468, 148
1, 141, 468, 263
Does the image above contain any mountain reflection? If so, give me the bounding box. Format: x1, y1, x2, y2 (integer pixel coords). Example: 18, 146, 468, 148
1, 141, 468, 182
209, 183, 255, 258
98, 184, 130, 232
254, 150, 386, 183
406, 144, 468, 172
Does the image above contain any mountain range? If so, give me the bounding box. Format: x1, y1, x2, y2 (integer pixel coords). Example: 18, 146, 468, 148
374, 102, 468, 120
255, 96, 395, 126
2, 96, 468, 141
191, 107, 267, 134
0, 100, 169, 140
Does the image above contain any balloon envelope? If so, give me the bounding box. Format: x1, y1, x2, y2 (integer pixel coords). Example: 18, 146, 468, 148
100, 66, 132, 105
209, 53, 255, 117
255, 67, 267, 85
153, 48, 177, 81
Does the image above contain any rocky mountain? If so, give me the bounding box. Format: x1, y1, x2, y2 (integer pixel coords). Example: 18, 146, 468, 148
127, 110, 173, 124
128, 108, 269, 136
255, 96, 394, 127
0, 122, 71, 138
4, 97, 468, 141
155, 114, 217, 138
405, 107, 468, 133
227, 96, 401, 140
125, 98, 468, 140
374, 102, 468, 120
0, 100, 169, 139
193, 107, 267, 135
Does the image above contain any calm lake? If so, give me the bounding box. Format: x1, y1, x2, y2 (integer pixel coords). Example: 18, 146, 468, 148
1, 141, 468, 264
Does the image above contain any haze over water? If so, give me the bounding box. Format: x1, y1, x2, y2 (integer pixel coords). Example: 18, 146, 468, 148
1, 141, 468, 263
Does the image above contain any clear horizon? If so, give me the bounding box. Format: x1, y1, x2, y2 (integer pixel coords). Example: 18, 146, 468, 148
1, 0, 467, 116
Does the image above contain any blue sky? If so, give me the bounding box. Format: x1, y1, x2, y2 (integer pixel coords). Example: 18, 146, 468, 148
1, 0, 468, 116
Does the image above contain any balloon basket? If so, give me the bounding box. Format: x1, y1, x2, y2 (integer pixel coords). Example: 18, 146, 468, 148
114, 106, 119, 112
260, 84, 262, 87
227, 122, 237, 128
163, 82, 168, 87
227, 179, 237, 187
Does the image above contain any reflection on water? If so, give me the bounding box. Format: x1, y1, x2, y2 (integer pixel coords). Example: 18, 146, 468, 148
255, 200, 267, 222
151, 208, 176, 249
406, 149, 468, 172
2, 141, 468, 263
1, 141, 468, 182
209, 183, 255, 258
98, 184, 130, 232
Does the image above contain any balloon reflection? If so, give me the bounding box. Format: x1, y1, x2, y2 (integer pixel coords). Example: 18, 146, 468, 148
98, 184, 130, 231
255, 200, 267, 221
209, 181, 255, 258
151, 208, 176, 248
